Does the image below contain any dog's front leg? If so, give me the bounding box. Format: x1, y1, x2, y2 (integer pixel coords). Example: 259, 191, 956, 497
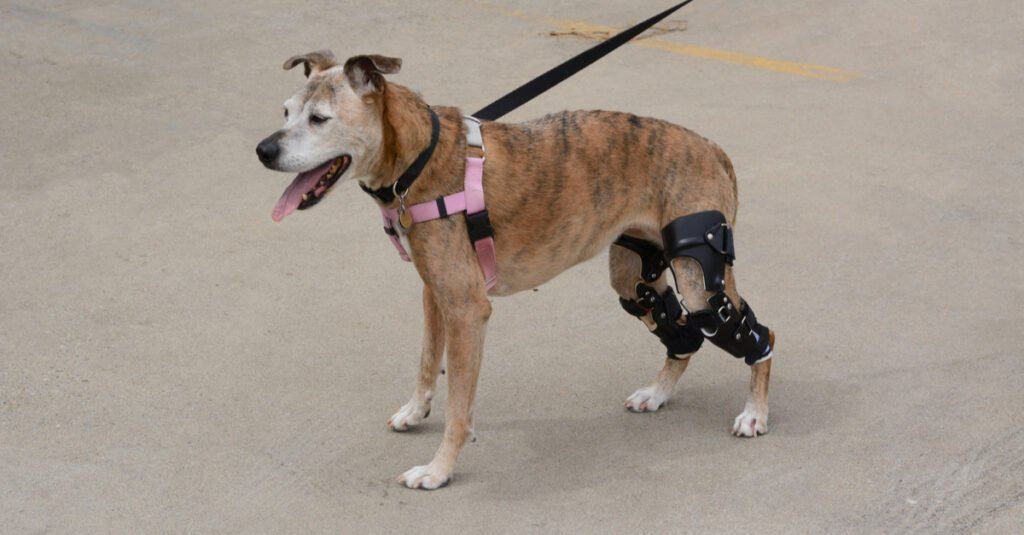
388, 286, 446, 431
398, 294, 490, 490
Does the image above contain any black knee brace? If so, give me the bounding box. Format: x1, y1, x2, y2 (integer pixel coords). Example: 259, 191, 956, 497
619, 284, 704, 358
661, 211, 773, 365
614, 236, 704, 359
612, 235, 668, 283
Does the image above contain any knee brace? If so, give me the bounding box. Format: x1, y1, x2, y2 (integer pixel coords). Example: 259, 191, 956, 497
614, 236, 704, 359
612, 235, 668, 283
661, 211, 773, 365
618, 284, 704, 358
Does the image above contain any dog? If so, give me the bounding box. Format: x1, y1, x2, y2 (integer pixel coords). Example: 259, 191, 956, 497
256, 50, 774, 490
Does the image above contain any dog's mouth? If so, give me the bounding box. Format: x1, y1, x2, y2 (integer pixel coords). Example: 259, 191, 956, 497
271, 155, 351, 222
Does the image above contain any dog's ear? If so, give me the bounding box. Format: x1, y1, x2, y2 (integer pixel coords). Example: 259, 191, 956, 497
343, 54, 402, 96
283, 50, 338, 78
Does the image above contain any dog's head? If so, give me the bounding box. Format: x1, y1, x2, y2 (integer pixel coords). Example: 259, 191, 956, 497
256, 50, 401, 221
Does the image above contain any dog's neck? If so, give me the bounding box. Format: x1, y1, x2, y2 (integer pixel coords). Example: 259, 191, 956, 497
364, 83, 434, 193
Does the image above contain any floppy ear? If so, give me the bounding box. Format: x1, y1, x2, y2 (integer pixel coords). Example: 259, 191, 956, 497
282, 50, 338, 77
343, 54, 402, 96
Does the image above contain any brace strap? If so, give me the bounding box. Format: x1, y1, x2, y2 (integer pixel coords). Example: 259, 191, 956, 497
620, 284, 703, 358
612, 235, 668, 282
687, 292, 772, 365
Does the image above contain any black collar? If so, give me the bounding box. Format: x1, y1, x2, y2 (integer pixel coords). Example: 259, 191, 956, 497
360, 108, 441, 204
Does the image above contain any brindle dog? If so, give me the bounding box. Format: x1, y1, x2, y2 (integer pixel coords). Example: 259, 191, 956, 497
256, 51, 773, 490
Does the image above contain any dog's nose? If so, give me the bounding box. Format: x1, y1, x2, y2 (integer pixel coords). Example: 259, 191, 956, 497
256, 137, 280, 164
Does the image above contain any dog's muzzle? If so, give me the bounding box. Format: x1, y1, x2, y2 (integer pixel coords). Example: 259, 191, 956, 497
256, 132, 283, 166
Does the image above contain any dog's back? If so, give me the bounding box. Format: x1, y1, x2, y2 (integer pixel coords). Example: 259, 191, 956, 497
480, 110, 739, 291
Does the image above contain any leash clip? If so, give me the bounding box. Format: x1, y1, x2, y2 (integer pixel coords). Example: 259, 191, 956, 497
463, 116, 486, 161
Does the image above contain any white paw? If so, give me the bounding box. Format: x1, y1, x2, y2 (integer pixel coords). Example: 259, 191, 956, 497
732, 406, 767, 437
387, 399, 430, 431
398, 464, 450, 490
625, 385, 669, 413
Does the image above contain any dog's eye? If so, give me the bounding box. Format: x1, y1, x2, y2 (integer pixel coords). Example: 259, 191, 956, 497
309, 114, 329, 125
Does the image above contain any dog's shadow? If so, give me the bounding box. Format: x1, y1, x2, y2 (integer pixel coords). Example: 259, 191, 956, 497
457, 375, 854, 499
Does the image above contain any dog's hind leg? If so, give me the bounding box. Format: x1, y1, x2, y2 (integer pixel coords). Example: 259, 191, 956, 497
610, 238, 699, 413
624, 356, 692, 413
734, 350, 772, 437
388, 286, 446, 431
667, 246, 773, 437
720, 270, 773, 437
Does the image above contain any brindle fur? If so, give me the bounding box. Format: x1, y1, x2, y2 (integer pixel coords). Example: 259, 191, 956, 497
262, 52, 773, 490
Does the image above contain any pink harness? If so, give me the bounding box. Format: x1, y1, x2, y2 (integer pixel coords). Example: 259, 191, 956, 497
377, 116, 498, 290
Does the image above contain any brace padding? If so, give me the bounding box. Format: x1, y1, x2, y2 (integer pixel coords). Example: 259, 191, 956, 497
661, 210, 735, 292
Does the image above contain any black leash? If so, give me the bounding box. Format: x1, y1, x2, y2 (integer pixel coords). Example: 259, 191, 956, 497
362, 2, 694, 203
474, 0, 696, 121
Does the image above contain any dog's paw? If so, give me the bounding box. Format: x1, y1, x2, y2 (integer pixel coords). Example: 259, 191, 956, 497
387, 399, 431, 432
625, 385, 669, 413
732, 406, 768, 437
398, 464, 450, 490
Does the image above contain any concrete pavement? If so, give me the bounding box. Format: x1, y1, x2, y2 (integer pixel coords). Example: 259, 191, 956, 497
1, 1, 1022, 532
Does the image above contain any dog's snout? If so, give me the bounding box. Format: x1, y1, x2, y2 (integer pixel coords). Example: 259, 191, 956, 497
256, 139, 280, 164
256, 133, 282, 165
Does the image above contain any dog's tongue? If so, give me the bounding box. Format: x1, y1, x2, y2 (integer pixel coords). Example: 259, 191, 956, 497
272, 159, 334, 222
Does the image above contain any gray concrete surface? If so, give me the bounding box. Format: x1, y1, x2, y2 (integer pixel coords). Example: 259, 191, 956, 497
2, 0, 1022, 532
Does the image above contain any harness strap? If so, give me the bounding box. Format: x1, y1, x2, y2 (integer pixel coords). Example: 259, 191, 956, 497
381, 212, 410, 262
378, 116, 498, 290
464, 163, 498, 288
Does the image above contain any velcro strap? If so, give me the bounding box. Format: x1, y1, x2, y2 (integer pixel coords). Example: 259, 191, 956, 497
687, 310, 719, 333
664, 331, 703, 357
613, 235, 667, 282
705, 223, 735, 264
619, 297, 649, 317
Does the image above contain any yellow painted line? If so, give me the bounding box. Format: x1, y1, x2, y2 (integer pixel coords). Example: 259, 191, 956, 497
464, 1, 859, 82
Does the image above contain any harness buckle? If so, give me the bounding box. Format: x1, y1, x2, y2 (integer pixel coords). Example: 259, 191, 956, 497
465, 209, 494, 243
